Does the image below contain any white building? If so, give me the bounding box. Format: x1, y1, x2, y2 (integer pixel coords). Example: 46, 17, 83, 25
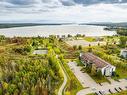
33, 49, 48, 55
120, 49, 127, 58
80, 53, 116, 76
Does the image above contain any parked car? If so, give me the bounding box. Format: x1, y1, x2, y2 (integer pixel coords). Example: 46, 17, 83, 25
115, 88, 120, 92
119, 87, 123, 91
109, 89, 113, 94
101, 90, 106, 95
99, 91, 103, 95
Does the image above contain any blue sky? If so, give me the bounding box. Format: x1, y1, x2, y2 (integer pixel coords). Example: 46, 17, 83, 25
0, 0, 127, 23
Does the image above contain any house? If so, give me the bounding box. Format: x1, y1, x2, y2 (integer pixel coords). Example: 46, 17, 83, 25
80, 53, 116, 76
120, 49, 127, 58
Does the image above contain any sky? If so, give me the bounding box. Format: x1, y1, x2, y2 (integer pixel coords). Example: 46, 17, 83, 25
0, 0, 127, 23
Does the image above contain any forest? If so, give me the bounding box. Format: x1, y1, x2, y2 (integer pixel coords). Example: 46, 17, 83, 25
117, 28, 127, 36
0, 35, 63, 95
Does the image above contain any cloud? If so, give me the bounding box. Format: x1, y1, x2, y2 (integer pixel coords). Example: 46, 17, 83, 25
4, 0, 36, 5
60, 0, 75, 6
0, 0, 127, 22
73, 0, 126, 5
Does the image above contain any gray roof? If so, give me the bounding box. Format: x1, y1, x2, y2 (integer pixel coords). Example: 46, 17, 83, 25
33, 50, 48, 55
81, 53, 111, 68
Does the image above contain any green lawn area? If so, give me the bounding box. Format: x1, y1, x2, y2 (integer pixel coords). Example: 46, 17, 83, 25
63, 60, 84, 95
84, 37, 96, 42
113, 68, 127, 79
104, 36, 120, 43
75, 59, 84, 66
89, 74, 110, 83
87, 93, 95, 95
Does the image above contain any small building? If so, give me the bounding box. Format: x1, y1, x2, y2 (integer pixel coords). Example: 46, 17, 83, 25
120, 49, 127, 59
33, 49, 48, 55
80, 53, 116, 76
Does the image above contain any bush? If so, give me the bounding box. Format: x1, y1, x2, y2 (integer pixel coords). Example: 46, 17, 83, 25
73, 45, 77, 50
78, 45, 82, 50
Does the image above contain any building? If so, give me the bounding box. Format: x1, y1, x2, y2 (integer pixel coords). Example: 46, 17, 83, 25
80, 53, 116, 76
120, 49, 127, 59
33, 49, 48, 55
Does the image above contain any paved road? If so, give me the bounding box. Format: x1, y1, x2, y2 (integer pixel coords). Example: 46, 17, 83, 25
58, 60, 68, 95
67, 62, 127, 95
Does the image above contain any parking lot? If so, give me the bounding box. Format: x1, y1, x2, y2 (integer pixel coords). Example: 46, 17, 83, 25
66, 40, 106, 47
68, 62, 99, 88
67, 62, 127, 95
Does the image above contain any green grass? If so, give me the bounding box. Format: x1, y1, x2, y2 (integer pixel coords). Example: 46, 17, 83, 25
113, 68, 127, 79
87, 93, 95, 95
75, 59, 84, 66
89, 74, 110, 83
63, 61, 84, 95
84, 37, 96, 42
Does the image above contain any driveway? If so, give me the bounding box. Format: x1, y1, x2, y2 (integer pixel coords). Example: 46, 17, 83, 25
67, 62, 127, 95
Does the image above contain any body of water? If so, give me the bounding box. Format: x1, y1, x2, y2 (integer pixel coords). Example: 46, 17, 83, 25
0, 25, 116, 37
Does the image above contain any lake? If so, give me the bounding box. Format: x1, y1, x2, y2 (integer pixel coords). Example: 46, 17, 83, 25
0, 25, 116, 37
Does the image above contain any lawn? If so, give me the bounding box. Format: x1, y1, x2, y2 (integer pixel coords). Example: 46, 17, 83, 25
87, 93, 95, 95
75, 59, 84, 66
89, 74, 110, 83
113, 68, 127, 79
84, 37, 96, 42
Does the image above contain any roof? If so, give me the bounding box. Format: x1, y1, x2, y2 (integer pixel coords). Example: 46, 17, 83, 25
81, 53, 112, 68
33, 50, 48, 55
121, 49, 127, 52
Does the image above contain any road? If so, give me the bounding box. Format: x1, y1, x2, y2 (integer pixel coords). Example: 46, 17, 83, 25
58, 59, 68, 95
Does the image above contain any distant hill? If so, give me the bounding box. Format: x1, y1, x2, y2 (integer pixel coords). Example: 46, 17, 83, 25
81, 22, 127, 28
0, 23, 63, 29
0, 23, 77, 29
